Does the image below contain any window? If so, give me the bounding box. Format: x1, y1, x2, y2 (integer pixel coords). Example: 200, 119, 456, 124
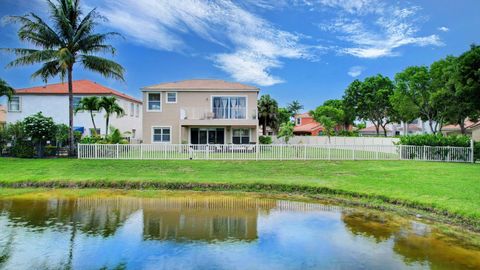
148, 93, 161, 111
190, 128, 224, 144
296, 118, 301, 125
152, 127, 170, 143
132, 129, 136, 139
73, 97, 82, 110
232, 129, 250, 144
167, 92, 177, 103
130, 103, 134, 116
136, 104, 140, 117
90, 128, 101, 136
212, 96, 246, 119
8, 96, 21, 112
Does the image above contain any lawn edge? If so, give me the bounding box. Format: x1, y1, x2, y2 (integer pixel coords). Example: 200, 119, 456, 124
1, 180, 479, 232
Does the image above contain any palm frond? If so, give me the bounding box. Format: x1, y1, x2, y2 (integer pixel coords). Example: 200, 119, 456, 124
6, 50, 58, 67
76, 32, 121, 54
8, 14, 63, 48
0, 79, 15, 100
31, 60, 65, 82
80, 55, 125, 81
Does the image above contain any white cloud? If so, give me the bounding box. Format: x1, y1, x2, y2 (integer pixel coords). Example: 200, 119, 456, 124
88, 0, 312, 86
316, 3, 443, 58
347, 66, 365, 77
438, 26, 449, 32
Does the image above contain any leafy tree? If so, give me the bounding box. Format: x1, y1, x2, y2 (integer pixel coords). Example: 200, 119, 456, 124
0, 79, 15, 100
54, 124, 69, 147
24, 112, 56, 157
311, 105, 344, 142
75, 96, 100, 133
257, 94, 279, 135
322, 99, 355, 131
344, 75, 394, 136
277, 121, 294, 144
277, 107, 291, 125
99, 96, 124, 136
389, 89, 419, 134
286, 100, 303, 117
4, 0, 125, 155
394, 66, 442, 133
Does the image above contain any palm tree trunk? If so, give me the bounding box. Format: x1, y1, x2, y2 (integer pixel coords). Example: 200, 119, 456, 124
90, 111, 97, 133
68, 67, 74, 156
105, 114, 109, 136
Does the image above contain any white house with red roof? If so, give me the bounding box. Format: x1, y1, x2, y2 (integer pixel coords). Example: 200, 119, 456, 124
6, 80, 143, 140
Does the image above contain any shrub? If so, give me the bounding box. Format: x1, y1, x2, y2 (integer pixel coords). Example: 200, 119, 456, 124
10, 140, 35, 158
259, 135, 272, 144
397, 134, 471, 147
44, 145, 58, 156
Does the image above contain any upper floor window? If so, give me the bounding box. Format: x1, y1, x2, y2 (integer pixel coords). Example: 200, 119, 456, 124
296, 118, 301, 125
212, 96, 246, 119
73, 97, 82, 110
167, 92, 177, 103
130, 103, 134, 116
8, 96, 21, 112
148, 93, 161, 111
136, 104, 140, 117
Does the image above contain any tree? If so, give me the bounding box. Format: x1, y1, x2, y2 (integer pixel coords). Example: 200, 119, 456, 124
389, 90, 419, 134
0, 79, 15, 100
257, 94, 279, 135
5, 0, 125, 155
343, 75, 394, 136
322, 99, 355, 131
394, 66, 443, 134
24, 112, 56, 157
311, 105, 344, 142
286, 100, 303, 117
75, 96, 100, 134
277, 122, 294, 144
99, 96, 124, 136
277, 107, 291, 125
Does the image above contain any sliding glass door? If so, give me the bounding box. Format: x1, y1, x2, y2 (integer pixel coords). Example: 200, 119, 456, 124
190, 128, 224, 144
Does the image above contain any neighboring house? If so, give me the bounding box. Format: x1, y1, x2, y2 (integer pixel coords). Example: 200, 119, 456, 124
358, 125, 395, 137
0, 105, 6, 129
293, 113, 323, 136
6, 80, 143, 140
142, 79, 259, 144
442, 119, 479, 140
359, 119, 432, 137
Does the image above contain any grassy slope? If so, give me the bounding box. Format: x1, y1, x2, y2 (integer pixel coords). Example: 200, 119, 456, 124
0, 158, 479, 221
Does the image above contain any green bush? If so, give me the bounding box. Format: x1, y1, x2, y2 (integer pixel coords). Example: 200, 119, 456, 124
44, 145, 58, 156
259, 135, 272, 144
398, 134, 471, 147
10, 141, 35, 158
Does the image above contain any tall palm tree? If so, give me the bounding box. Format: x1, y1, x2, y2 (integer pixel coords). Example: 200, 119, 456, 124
99, 96, 124, 136
286, 100, 303, 117
0, 79, 15, 100
4, 0, 124, 155
75, 96, 100, 134
258, 94, 279, 135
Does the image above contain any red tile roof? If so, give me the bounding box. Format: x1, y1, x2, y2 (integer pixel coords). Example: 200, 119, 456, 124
15, 80, 141, 103
294, 122, 323, 132
295, 112, 312, 118
142, 79, 259, 91
442, 120, 479, 131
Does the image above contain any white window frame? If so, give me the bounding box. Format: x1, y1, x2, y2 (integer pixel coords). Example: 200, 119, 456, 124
7, 96, 21, 112
210, 95, 248, 120
166, 92, 177, 104
232, 128, 251, 144
147, 92, 162, 112
151, 126, 171, 143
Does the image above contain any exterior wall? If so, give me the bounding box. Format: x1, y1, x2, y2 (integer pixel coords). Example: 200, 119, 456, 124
143, 90, 258, 144
0, 105, 6, 128
472, 127, 480, 142
296, 116, 315, 126
6, 94, 142, 139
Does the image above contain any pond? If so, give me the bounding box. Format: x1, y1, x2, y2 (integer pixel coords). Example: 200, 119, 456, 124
0, 190, 479, 270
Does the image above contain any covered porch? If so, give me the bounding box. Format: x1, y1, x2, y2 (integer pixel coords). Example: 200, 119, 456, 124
181, 125, 258, 144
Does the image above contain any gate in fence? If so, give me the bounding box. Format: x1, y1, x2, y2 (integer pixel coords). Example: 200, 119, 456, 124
78, 144, 474, 163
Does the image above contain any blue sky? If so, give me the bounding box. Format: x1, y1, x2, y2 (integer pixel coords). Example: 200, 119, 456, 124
1, 0, 479, 110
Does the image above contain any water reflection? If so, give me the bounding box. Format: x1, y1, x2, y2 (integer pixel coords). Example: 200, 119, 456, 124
0, 193, 479, 270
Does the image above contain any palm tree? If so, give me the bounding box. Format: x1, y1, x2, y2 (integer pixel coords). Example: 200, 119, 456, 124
75, 96, 100, 134
0, 79, 15, 100
4, 0, 124, 155
258, 94, 279, 135
99, 96, 124, 136
286, 100, 303, 117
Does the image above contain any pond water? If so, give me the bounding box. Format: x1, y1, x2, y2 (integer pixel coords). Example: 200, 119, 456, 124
0, 191, 479, 270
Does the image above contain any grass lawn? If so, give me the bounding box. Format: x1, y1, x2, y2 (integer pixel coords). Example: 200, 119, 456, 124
0, 158, 479, 226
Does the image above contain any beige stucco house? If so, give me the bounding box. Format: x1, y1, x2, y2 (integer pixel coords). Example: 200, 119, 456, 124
0, 105, 6, 128
142, 79, 259, 144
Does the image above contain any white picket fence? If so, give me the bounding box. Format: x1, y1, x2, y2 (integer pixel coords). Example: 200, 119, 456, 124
77, 144, 474, 163
271, 136, 399, 145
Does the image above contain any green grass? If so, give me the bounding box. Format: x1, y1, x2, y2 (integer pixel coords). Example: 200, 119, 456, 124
1, 158, 479, 226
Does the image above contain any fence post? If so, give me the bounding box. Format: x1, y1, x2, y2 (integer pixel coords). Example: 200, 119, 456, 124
116, 144, 119, 159
423, 145, 426, 161
328, 146, 331, 161
140, 144, 143, 159
95, 144, 98, 159
447, 146, 450, 162
77, 144, 80, 159
352, 145, 355, 160
256, 144, 259, 161
399, 145, 402, 160
304, 144, 307, 160
471, 139, 475, 163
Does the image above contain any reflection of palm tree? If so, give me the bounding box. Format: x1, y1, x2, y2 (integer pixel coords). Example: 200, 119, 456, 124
65, 220, 77, 270
341, 211, 400, 243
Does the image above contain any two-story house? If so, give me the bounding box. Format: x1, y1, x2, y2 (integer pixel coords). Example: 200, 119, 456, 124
142, 79, 259, 144
293, 113, 323, 136
6, 80, 143, 140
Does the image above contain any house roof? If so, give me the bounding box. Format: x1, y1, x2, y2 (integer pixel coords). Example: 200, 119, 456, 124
442, 120, 479, 131
294, 122, 323, 133
142, 79, 259, 91
295, 112, 312, 118
14, 80, 142, 103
